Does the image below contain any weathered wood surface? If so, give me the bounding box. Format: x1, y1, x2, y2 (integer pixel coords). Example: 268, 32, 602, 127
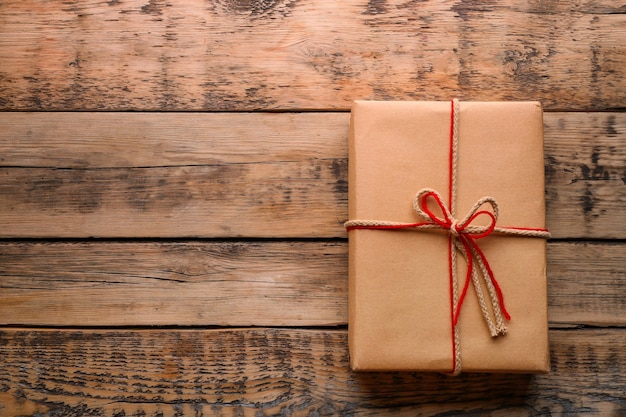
1, 112, 624, 239
0, 328, 624, 416
0, 1, 624, 416
0, 241, 348, 327
0, 112, 348, 238
0, 0, 624, 111
544, 112, 626, 240
547, 242, 626, 327
0, 241, 623, 328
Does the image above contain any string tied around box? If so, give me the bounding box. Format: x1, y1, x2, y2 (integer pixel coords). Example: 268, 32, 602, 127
344, 99, 551, 375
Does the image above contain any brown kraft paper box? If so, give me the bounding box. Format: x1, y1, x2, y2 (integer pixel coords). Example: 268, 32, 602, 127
347, 100, 550, 373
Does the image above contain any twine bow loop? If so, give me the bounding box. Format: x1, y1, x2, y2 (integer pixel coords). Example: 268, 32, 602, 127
413, 188, 499, 240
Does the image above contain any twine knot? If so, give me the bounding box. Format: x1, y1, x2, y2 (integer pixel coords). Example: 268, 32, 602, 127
449, 220, 460, 238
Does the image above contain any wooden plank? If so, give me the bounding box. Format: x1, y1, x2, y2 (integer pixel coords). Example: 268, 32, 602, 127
0, 112, 624, 239
0, 241, 348, 327
544, 112, 626, 239
0, 112, 347, 168
547, 242, 626, 327
0, 241, 623, 327
0, 112, 349, 238
0, 328, 623, 416
0, 1, 624, 111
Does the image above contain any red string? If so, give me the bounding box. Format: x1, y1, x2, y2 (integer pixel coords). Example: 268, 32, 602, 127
345, 223, 548, 234
447, 99, 456, 374
468, 239, 511, 320
420, 192, 452, 229
461, 211, 496, 238
498, 226, 550, 233
345, 222, 433, 231
448, 233, 456, 373
453, 235, 474, 326
448, 99, 455, 211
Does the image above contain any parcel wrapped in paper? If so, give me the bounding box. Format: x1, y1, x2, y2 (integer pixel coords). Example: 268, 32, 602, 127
346, 100, 550, 374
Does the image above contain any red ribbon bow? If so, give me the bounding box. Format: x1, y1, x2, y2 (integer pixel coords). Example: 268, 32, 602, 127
413, 188, 511, 328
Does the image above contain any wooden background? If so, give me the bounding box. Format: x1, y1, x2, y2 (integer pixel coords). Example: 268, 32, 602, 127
0, 1, 624, 415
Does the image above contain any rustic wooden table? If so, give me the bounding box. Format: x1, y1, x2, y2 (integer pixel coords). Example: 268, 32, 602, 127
0, 1, 624, 416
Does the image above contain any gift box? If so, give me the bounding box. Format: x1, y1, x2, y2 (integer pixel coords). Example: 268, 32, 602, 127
346, 100, 550, 374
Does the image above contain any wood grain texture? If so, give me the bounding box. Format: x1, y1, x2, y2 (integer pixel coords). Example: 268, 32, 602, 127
0, 0, 624, 111
0, 112, 624, 239
0, 1, 623, 415
0, 241, 623, 327
0, 241, 348, 327
0, 328, 624, 416
0, 112, 349, 238
547, 241, 626, 327
544, 112, 626, 239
